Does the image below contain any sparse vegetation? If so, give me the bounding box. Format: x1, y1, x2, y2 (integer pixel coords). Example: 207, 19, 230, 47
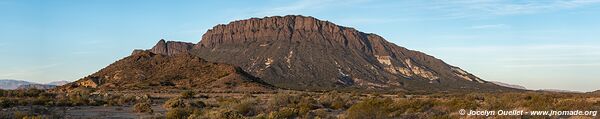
133, 101, 153, 113
1, 89, 599, 118
180, 90, 195, 99
163, 97, 186, 109
166, 108, 190, 119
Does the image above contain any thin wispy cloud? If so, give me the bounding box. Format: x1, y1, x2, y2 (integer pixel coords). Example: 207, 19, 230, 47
337, 18, 405, 26
427, 0, 600, 19
469, 24, 511, 29
435, 44, 600, 51
503, 63, 600, 68
70, 51, 94, 55
253, 0, 371, 16
80, 40, 104, 45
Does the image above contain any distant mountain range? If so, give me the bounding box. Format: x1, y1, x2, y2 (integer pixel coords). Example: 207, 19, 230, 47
489, 81, 527, 90
538, 89, 583, 93
0, 79, 70, 90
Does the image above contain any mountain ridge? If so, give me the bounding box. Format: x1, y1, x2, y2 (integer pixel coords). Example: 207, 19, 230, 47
54, 51, 274, 93
0, 79, 70, 90
62, 15, 518, 93
189, 15, 513, 92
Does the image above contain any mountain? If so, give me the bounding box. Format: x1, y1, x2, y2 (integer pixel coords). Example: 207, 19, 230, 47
47, 81, 70, 86
538, 89, 583, 93
60, 15, 517, 93
0, 79, 69, 90
17, 84, 57, 90
0, 79, 34, 90
53, 51, 273, 93
489, 81, 527, 90
184, 15, 513, 92
149, 39, 195, 56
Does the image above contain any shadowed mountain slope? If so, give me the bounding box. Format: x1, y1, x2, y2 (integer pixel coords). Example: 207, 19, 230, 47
54, 51, 273, 92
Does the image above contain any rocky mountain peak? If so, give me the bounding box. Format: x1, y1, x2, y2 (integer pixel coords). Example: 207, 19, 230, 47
149, 39, 195, 56
192, 15, 509, 92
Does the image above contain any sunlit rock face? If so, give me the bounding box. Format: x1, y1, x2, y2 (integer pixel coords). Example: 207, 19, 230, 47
150, 39, 195, 56
191, 15, 508, 92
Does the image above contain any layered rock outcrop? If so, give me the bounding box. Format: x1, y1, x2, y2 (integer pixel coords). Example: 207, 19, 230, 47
150, 39, 195, 56
192, 15, 510, 92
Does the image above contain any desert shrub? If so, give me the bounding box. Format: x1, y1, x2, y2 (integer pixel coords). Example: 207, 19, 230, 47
330, 99, 346, 110
133, 102, 153, 113
396, 92, 407, 98
268, 107, 299, 119
118, 95, 137, 105
68, 94, 90, 106
297, 97, 318, 116
164, 97, 186, 109
267, 93, 300, 111
391, 99, 435, 114
105, 94, 137, 106
346, 98, 394, 119
371, 93, 382, 98
445, 98, 478, 111
22, 115, 45, 119
180, 90, 195, 99
555, 99, 593, 110
312, 109, 332, 119
523, 94, 556, 110
0, 98, 15, 108
318, 91, 350, 110
166, 108, 190, 119
481, 97, 512, 110
187, 114, 200, 119
190, 100, 206, 108
253, 113, 268, 119
205, 109, 244, 119
234, 98, 259, 116
13, 111, 28, 119
24, 88, 44, 97
68, 87, 94, 97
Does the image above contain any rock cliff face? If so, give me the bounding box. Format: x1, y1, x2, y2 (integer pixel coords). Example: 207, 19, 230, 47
191, 15, 510, 92
150, 39, 195, 56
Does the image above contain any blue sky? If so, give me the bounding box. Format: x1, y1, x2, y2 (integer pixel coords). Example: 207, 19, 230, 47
1, 0, 599, 92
